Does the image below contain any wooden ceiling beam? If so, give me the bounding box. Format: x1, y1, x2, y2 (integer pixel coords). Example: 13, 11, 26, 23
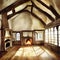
37, 0, 60, 20
7, 5, 32, 19
0, 0, 30, 13
7, 10, 24, 19
8, 9, 46, 26
31, 1, 55, 22
50, 6, 60, 20
31, 0, 33, 13
7, 4, 46, 25
30, 11, 46, 26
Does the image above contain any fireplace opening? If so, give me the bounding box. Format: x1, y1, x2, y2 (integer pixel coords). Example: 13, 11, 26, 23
26, 38, 32, 45
6, 43, 10, 47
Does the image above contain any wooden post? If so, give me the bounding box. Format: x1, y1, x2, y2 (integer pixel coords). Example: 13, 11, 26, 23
2, 12, 9, 28
1, 12, 9, 51
20, 32, 23, 45
31, 1, 33, 13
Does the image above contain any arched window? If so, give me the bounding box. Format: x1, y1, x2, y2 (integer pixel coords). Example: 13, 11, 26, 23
16, 33, 20, 41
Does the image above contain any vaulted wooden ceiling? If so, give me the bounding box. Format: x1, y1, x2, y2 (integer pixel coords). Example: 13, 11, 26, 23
0, 0, 60, 27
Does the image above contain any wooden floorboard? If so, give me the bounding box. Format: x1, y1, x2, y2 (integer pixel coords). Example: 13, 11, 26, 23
0, 46, 60, 60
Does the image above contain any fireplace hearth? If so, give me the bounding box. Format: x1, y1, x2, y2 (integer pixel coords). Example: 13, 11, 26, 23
21, 37, 33, 46
26, 38, 32, 45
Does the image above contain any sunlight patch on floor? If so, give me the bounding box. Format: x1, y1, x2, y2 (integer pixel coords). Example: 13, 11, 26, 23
11, 46, 56, 60
14, 48, 23, 56
33, 46, 44, 56
23, 47, 36, 57
12, 46, 44, 58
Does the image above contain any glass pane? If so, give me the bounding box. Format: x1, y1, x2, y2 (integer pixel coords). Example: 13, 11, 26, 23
54, 27, 57, 45
49, 29, 51, 43
58, 26, 60, 46
45, 29, 48, 43
50, 28, 54, 44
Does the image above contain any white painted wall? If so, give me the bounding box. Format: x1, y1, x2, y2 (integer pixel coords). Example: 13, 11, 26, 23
12, 12, 32, 31
31, 15, 44, 30
8, 12, 45, 31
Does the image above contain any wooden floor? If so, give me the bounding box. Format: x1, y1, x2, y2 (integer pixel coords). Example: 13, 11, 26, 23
0, 46, 60, 60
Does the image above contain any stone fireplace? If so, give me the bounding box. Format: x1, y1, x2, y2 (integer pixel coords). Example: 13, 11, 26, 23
4, 29, 12, 50
5, 38, 12, 50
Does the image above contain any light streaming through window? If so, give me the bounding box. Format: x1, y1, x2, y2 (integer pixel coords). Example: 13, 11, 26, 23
58, 26, 60, 46
49, 29, 51, 43
45, 29, 48, 43
50, 28, 54, 44
54, 27, 57, 45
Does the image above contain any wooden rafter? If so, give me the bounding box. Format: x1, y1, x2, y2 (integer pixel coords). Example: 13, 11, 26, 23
0, 0, 59, 20
8, 9, 46, 26
8, 9, 24, 19
37, 0, 60, 20
31, 1, 55, 22
7, 5, 32, 19
0, 0, 56, 25
50, 6, 60, 20
6, 2, 46, 26
0, 0, 30, 13
30, 11, 46, 25
31, 0, 33, 13
0, 0, 56, 22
